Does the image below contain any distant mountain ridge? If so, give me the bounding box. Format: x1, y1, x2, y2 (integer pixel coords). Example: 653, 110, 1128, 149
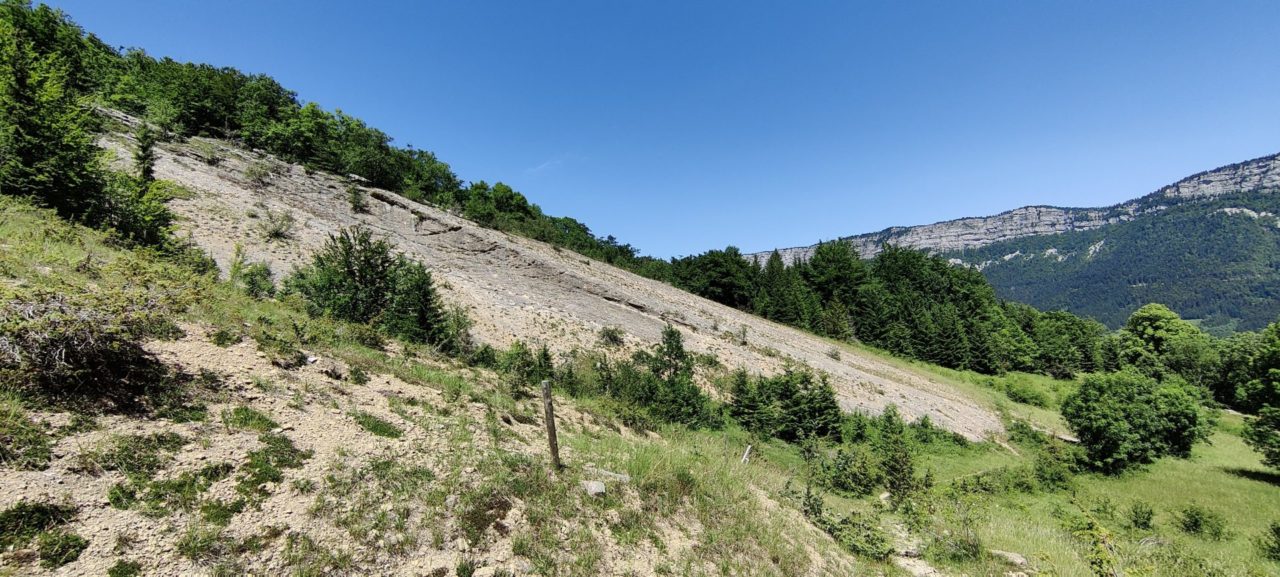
749, 152, 1280, 332
750, 152, 1280, 263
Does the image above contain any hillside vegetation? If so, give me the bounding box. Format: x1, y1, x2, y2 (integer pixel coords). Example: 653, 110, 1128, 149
944, 186, 1280, 333
3, 2, 1280, 576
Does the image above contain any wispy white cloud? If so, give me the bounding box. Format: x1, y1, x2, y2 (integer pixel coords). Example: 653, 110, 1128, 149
526, 158, 564, 175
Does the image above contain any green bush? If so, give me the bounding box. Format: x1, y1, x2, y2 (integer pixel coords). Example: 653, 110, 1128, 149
1175, 503, 1227, 540
1061, 370, 1211, 473
347, 185, 368, 213
1003, 378, 1051, 407
1032, 441, 1079, 492
1256, 521, 1280, 562
829, 511, 894, 560
256, 208, 295, 241
598, 326, 624, 347
1128, 500, 1155, 530
823, 446, 882, 497
730, 365, 841, 441
285, 227, 462, 350
226, 244, 275, 298
926, 496, 986, 563
1244, 406, 1280, 471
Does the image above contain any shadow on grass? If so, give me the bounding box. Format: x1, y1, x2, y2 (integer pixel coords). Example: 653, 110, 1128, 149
1221, 467, 1280, 487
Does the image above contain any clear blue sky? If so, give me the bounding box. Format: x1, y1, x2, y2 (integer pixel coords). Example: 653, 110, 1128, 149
46, 1, 1280, 258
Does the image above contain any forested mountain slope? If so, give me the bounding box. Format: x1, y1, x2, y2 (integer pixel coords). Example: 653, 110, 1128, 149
750, 153, 1280, 332
945, 186, 1280, 333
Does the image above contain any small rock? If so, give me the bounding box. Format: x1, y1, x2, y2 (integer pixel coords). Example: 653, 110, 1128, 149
445, 494, 458, 510
991, 550, 1029, 568
306, 356, 319, 364
585, 466, 630, 483
580, 480, 606, 497
270, 427, 284, 434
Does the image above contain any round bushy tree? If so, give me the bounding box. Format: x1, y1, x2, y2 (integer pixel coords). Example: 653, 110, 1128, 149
286, 227, 448, 347
1244, 407, 1280, 471
1061, 370, 1210, 473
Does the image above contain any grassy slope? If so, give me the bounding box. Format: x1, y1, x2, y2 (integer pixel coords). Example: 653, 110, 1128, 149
0, 197, 876, 576
827, 342, 1280, 575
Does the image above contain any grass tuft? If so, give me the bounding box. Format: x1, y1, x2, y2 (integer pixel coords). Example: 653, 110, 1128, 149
222, 405, 279, 432
351, 410, 403, 438
237, 433, 313, 499
37, 529, 89, 568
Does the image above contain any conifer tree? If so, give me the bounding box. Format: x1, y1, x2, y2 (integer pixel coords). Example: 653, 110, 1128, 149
0, 15, 103, 216
133, 124, 156, 183
877, 405, 918, 507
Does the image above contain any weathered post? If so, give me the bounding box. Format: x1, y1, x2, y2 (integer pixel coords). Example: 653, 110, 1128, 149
541, 379, 562, 470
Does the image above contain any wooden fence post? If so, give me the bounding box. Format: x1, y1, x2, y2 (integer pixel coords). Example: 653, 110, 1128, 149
541, 379, 562, 470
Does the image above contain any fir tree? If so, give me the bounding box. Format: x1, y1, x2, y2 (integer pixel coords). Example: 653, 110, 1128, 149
0, 14, 103, 216
133, 124, 156, 183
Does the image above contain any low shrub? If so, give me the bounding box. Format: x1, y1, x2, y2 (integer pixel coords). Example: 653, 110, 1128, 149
823, 445, 882, 496
256, 209, 295, 241
1256, 521, 1280, 562
829, 511, 893, 560
0, 291, 181, 407
285, 227, 467, 352
1129, 500, 1155, 530
597, 326, 624, 347
926, 496, 986, 563
347, 185, 368, 213
1175, 503, 1227, 540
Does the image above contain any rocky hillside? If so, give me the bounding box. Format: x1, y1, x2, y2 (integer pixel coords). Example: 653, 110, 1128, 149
96, 112, 1001, 442
751, 152, 1280, 263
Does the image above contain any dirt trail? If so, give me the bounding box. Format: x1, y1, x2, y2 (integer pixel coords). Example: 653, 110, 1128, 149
100, 119, 1002, 441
